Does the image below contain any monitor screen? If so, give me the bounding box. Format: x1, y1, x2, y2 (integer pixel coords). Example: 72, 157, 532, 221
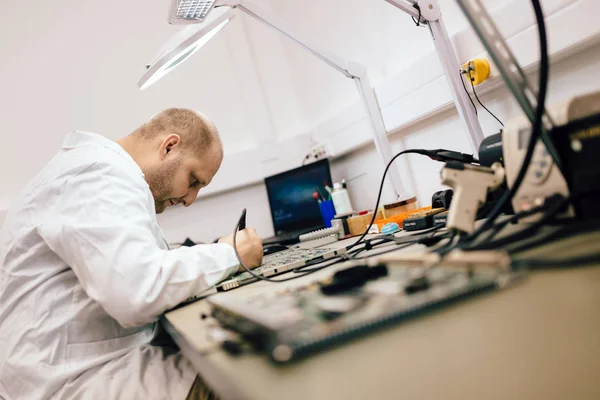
264, 159, 333, 234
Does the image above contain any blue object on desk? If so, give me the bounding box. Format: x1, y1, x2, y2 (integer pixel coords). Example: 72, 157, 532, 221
381, 222, 400, 235
319, 199, 335, 228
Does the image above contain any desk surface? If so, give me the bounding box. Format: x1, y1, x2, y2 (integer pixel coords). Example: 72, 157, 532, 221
164, 231, 600, 400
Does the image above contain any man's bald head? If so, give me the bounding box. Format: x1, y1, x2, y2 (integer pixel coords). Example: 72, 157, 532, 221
120, 108, 225, 213
133, 108, 223, 158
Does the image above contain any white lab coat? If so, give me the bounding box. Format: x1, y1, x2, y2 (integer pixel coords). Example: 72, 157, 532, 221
0, 131, 239, 399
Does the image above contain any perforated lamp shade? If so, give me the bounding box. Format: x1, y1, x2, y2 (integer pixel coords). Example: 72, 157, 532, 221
168, 0, 218, 24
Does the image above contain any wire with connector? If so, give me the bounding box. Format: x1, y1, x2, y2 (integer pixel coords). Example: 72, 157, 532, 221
345, 148, 479, 252
347, 227, 449, 260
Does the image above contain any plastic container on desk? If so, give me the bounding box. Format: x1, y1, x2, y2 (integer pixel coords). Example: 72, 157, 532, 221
319, 199, 336, 228
331, 182, 353, 215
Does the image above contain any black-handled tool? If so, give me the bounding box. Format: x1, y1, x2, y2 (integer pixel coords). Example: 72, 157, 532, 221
238, 208, 247, 231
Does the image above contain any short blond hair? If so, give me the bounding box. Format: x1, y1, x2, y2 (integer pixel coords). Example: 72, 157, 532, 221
134, 108, 222, 156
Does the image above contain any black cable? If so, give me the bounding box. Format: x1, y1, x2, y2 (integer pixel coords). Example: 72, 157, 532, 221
292, 256, 347, 273
507, 218, 600, 255
350, 228, 449, 260
452, 0, 551, 248
468, 69, 504, 127
470, 193, 568, 247
232, 209, 345, 283
460, 70, 478, 115
411, 4, 423, 26
432, 231, 459, 254
514, 252, 600, 270
350, 242, 417, 260
462, 195, 570, 252
477, 203, 549, 245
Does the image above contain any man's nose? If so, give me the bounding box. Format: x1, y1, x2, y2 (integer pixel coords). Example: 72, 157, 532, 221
181, 190, 197, 207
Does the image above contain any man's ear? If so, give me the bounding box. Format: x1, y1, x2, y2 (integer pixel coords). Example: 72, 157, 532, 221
159, 134, 181, 160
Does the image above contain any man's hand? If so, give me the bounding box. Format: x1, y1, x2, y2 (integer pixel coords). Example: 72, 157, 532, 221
218, 228, 263, 272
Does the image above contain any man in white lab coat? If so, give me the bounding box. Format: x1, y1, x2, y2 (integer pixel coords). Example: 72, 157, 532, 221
0, 108, 263, 399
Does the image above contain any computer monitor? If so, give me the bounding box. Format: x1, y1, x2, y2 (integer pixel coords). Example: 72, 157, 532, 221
264, 159, 333, 237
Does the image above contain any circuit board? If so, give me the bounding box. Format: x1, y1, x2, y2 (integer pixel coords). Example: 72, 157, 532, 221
218, 247, 334, 286
209, 264, 507, 363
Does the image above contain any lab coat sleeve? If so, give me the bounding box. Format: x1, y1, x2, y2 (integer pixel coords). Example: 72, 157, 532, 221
38, 161, 239, 328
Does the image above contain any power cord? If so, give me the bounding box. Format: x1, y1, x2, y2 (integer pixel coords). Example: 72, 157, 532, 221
463, 67, 504, 127
460, 69, 478, 115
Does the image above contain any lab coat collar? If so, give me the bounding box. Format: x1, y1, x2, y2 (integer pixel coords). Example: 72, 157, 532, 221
62, 130, 145, 178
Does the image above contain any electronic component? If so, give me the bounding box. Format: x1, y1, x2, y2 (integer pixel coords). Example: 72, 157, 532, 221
208, 262, 513, 364
404, 275, 430, 294
550, 91, 600, 219
402, 208, 445, 231
372, 252, 442, 268
500, 92, 600, 220
262, 244, 288, 256
320, 265, 388, 295
433, 210, 449, 226
443, 250, 511, 271
479, 132, 504, 167
440, 162, 505, 233
316, 296, 365, 320
431, 189, 453, 210
299, 222, 343, 242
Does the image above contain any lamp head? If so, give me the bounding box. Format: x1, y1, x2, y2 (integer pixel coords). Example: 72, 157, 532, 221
138, 6, 236, 90
168, 0, 218, 24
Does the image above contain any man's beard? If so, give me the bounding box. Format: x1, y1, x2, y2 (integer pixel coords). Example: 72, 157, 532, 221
145, 157, 182, 214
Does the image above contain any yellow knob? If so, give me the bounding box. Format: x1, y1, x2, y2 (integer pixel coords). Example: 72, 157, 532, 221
462, 58, 491, 85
